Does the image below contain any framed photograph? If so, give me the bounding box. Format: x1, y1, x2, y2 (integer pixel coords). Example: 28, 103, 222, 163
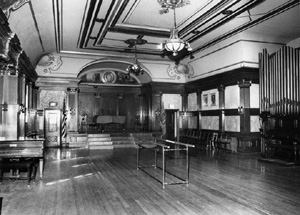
211, 93, 216, 106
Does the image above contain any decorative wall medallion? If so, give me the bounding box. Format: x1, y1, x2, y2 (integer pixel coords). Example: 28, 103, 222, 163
167, 63, 194, 80
37, 54, 63, 74
0, 0, 30, 18
80, 70, 138, 85
0, 33, 15, 61
101, 71, 117, 83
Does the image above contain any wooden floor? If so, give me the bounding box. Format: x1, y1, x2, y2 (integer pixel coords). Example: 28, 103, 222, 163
0, 147, 300, 215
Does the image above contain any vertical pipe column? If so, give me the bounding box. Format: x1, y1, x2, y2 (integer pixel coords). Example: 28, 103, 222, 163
270, 53, 274, 115
263, 49, 267, 112
275, 49, 279, 115
259, 52, 263, 112
162, 147, 165, 189
296, 49, 300, 114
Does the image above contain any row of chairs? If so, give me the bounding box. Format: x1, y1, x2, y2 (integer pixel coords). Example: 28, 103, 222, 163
180, 129, 231, 151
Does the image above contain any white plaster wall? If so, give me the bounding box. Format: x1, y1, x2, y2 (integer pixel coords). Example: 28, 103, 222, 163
35, 53, 186, 83
189, 40, 245, 80
201, 116, 219, 130
250, 116, 260, 132
36, 54, 96, 77
225, 85, 239, 109
142, 61, 186, 83
187, 32, 284, 82
162, 94, 182, 110
187, 92, 197, 111
250, 83, 260, 108
225, 116, 240, 132
287, 37, 300, 48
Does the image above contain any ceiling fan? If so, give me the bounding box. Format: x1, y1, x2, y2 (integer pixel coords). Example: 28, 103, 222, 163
124, 35, 148, 48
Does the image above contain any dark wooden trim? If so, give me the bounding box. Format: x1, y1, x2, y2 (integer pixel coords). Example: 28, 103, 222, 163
108, 26, 169, 38
188, 0, 263, 43
185, 67, 259, 93
78, 0, 99, 48
94, 0, 115, 46
250, 108, 260, 115
180, 0, 233, 37
82, 46, 162, 56
187, 0, 300, 56
146, 82, 185, 94
200, 110, 220, 116
224, 109, 239, 115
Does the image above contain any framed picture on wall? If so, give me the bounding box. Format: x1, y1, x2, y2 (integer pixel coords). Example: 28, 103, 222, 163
211, 93, 216, 106
203, 94, 208, 106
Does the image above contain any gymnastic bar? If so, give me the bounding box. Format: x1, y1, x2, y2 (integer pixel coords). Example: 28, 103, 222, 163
136, 139, 195, 189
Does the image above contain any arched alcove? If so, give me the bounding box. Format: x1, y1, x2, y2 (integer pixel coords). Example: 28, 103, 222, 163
77, 58, 152, 85
77, 58, 151, 132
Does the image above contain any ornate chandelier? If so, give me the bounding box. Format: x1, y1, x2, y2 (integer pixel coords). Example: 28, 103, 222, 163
126, 43, 144, 76
158, 0, 192, 56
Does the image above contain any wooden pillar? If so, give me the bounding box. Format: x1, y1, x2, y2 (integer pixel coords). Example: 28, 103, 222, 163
18, 75, 26, 140
181, 92, 188, 112
152, 92, 162, 131
196, 89, 202, 129
218, 85, 225, 132
67, 88, 79, 132
239, 80, 251, 134
0, 67, 19, 140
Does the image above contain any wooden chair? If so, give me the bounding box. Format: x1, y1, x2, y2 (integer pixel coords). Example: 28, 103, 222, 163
217, 133, 231, 151
208, 132, 219, 150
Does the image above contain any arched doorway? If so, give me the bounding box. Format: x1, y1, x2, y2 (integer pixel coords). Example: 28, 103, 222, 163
77, 59, 151, 132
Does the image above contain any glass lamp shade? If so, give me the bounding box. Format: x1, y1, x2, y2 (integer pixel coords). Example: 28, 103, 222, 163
163, 28, 191, 56
165, 29, 184, 56
126, 63, 144, 76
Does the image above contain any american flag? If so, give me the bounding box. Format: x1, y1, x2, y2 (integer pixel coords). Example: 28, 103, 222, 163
61, 99, 67, 141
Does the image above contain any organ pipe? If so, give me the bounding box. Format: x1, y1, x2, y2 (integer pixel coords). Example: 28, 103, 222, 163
259, 46, 300, 116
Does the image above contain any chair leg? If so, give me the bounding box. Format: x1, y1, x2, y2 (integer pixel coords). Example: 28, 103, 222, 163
0, 169, 3, 182
32, 162, 38, 181
27, 165, 32, 184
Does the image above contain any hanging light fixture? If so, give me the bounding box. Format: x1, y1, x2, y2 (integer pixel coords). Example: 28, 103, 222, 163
158, 0, 192, 56
126, 42, 145, 76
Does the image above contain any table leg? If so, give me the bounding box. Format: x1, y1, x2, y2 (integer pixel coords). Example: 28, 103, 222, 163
162, 148, 165, 189
39, 158, 43, 179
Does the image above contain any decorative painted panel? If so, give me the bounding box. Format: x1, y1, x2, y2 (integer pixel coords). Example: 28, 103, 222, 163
162, 94, 182, 110
201, 116, 219, 130
36, 53, 63, 74
187, 92, 197, 111
250, 84, 259, 108
225, 85, 239, 109
224, 116, 240, 132
250, 116, 260, 132
188, 116, 198, 129
39, 90, 66, 109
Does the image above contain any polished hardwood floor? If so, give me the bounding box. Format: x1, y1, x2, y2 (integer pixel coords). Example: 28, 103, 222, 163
0, 147, 299, 215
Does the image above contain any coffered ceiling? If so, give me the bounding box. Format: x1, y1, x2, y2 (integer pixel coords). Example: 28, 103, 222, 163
2, 0, 300, 66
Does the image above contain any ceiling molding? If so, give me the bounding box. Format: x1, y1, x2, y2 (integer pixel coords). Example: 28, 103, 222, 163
0, 0, 30, 18
188, 0, 300, 56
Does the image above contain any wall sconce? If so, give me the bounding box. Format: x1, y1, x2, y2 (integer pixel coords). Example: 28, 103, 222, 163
2, 103, 8, 111
238, 106, 244, 114
19, 104, 25, 113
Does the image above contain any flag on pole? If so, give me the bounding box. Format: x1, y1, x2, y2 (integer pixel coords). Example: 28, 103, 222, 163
61, 99, 67, 142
